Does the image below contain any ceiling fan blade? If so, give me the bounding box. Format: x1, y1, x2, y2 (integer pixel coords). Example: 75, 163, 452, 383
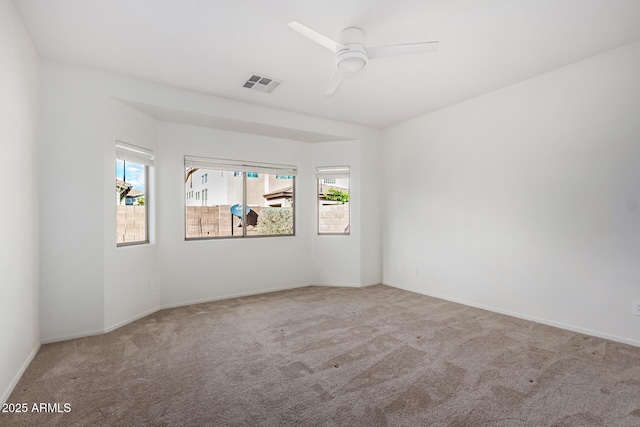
287, 21, 342, 53
325, 70, 346, 96
368, 41, 439, 59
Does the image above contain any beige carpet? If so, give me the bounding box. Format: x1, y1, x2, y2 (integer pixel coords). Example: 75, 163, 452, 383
2, 285, 640, 426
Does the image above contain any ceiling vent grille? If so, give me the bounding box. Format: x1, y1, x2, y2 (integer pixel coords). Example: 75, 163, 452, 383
242, 74, 282, 94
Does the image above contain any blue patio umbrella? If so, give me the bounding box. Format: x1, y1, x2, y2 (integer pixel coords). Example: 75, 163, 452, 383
230, 204, 250, 218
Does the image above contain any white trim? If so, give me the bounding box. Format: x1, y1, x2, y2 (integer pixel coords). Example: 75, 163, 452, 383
316, 165, 350, 179
1, 343, 40, 405
103, 307, 160, 334
185, 155, 297, 176
385, 281, 640, 348
41, 283, 369, 345
313, 282, 363, 288
116, 140, 154, 167
40, 328, 105, 344
40, 286, 311, 343
160, 283, 312, 310
42, 307, 160, 343
316, 166, 350, 173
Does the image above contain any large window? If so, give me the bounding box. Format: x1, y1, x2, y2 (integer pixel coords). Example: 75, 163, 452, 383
317, 166, 350, 235
116, 141, 154, 246
184, 156, 296, 239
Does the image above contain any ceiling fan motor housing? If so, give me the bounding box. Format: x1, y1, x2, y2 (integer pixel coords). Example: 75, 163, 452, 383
336, 27, 368, 73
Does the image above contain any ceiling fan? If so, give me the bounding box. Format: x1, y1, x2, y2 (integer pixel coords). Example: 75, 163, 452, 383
287, 21, 439, 95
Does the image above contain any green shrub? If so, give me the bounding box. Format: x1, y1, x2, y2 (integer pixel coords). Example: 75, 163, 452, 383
325, 188, 349, 204
257, 208, 293, 235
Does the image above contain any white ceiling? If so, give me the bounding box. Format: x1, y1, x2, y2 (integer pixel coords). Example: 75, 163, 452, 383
12, 0, 640, 129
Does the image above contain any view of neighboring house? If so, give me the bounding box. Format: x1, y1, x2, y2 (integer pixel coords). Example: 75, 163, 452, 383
185, 168, 294, 208
116, 179, 144, 205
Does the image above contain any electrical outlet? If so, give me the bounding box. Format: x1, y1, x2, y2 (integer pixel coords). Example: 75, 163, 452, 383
413, 265, 419, 275
148, 281, 155, 292
316, 262, 322, 270
633, 300, 640, 316
398, 263, 402, 273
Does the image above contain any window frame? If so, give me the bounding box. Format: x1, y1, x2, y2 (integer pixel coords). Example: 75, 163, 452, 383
116, 141, 153, 247
184, 156, 297, 240
317, 166, 350, 236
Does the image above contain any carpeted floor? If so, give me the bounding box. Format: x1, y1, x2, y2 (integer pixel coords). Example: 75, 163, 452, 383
2, 285, 640, 426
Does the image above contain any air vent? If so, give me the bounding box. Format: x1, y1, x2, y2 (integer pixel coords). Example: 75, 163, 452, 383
242, 74, 282, 94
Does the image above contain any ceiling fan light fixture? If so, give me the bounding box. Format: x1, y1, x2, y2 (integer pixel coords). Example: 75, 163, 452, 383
287, 21, 438, 95
336, 49, 368, 73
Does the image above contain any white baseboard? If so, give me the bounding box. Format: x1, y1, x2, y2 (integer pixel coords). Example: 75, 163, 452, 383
314, 283, 364, 288
42, 307, 160, 343
1, 343, 40, 405
40, 328, 105, 344
159, 283, 312, 310
41, 282, 372, 344
104, 307, 160, 334
42, 284, 315, 343
385, 282, 640, 348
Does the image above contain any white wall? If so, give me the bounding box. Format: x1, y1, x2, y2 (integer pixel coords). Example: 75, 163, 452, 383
0, 0, 40, 404
37, 61, 383, 341
39, 62, 160, 342
157, 123, 315, 306
310, 136, 384, 287
383, 40, 640, 346
157, 127, 383, 299
103, 101, 159, 332
360, 136, 384, 286
311, 141, 363, 286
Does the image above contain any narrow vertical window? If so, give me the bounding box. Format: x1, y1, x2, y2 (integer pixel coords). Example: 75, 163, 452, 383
317, 166, 350, 235
116, 141, 153, 246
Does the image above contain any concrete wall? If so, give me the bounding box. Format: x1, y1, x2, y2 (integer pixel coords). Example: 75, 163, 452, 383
319, 204, 350, 234
383, 40, 640, 346
185, 206, 277, 238
0, 0, 40, 404
116, 206, 147, 244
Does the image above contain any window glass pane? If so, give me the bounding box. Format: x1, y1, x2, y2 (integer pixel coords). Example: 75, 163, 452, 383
318, 176, 349, 234
184, 158, 296, 240
185, 168, 243, 239
116, 159, 147, 244
247, 173, 294, 237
